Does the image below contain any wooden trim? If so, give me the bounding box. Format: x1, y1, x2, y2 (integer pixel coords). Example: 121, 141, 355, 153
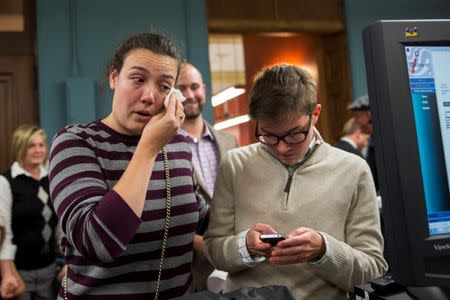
207, 0, 345, 34
0, 0, 35, 56
209, 19, 344, 34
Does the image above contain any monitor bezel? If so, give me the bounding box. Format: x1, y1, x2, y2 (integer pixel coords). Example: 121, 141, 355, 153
363, 19, 450, 287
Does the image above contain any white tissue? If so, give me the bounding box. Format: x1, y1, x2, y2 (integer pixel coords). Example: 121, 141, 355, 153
164, 88, 186, 108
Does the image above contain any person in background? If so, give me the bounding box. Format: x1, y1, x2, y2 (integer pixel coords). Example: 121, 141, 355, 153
204, 64, 387, 300
0, 124, 57, 299
348, 95, 390, 265
335, 117, 370, 157
348, 95, 378, 190
48, 32, 208, 299
177, 62, 238, 292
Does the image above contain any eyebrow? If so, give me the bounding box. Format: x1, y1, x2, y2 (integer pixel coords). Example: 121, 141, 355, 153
128, 66, 175, 81
261, 125, 301, 135
177, 82, 200, 87
128, 66, 148, 73
261, 121, 309, 135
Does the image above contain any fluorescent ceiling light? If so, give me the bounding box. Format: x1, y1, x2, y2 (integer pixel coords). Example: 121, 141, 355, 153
214, 114, 250, 130
212, 86, 245, 107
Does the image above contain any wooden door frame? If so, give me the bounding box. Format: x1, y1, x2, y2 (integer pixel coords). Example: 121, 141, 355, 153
0, 0, 37, 171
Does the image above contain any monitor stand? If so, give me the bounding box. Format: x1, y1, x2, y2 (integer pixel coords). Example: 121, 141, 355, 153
406, 286, 450, 300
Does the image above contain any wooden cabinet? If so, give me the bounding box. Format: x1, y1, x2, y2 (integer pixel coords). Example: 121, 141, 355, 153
207, 0, 344, 34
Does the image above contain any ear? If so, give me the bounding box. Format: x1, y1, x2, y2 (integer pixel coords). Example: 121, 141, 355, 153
109, 68, 118, 90
354, 129, 361, 140
312, 104, 321, 124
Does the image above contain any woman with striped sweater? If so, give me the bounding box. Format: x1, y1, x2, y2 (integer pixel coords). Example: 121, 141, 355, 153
49, 32, 208, 300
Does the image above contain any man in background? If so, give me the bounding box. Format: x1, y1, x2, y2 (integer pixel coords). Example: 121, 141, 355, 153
177, 62, 238, 292
335, 117, 370, 158
348, 95, 378, 190
348, 95, 389, 264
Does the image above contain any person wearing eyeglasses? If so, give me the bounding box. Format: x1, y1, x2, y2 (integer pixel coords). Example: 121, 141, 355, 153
203, 64, 388, 300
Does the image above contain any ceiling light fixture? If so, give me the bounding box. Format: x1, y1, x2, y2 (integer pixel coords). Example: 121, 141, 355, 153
213, 114, 250, 130
211, 86, 245, 107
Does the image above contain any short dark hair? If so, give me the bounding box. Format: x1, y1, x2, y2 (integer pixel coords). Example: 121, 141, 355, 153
249, 64, 317, 121
105, 32, 181, 81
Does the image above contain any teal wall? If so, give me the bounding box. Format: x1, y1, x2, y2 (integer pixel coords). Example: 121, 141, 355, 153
38, 0, 450, 135
343, 0, 450, 100
37, 0, 211, 138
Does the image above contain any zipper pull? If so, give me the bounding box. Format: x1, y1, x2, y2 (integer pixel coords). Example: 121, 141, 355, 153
284, 174, 293, 193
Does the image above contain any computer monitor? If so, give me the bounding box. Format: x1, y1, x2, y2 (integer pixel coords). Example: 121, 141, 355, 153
363, 19, 450, 290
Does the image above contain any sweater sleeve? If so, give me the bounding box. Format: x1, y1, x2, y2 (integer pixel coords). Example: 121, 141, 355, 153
48, 131, 141, 263
308, 161, 388, 291
204, 155, 250, 272
0, 176, 17, 260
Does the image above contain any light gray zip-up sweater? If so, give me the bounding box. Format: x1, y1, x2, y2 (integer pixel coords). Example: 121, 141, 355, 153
204, 137, 388, 300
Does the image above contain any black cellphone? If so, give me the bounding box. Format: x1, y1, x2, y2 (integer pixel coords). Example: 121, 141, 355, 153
259, 233, 286, 246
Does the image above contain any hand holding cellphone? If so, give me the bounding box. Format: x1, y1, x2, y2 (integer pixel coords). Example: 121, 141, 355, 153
259, 233, 286, 246
164, 88, 186, 108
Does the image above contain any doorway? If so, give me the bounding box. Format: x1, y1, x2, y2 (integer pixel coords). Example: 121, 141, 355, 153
0, 0, 38, 171
206, 0, 353, 146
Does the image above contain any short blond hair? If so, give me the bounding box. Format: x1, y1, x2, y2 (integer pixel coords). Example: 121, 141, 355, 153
342, 117, 361, 136
11, 124, 47, 163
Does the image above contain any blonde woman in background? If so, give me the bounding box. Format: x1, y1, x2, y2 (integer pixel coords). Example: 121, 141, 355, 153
0, 125, 58, 299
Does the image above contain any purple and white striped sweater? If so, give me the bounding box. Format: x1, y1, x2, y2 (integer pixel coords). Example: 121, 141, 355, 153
49, 120, 208, 299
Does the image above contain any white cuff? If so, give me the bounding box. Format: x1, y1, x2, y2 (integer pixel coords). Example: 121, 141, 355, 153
0, 244, 17, 260
237, 229, 266, 265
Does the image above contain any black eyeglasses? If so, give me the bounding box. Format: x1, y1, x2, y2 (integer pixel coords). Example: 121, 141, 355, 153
255, 115, 312, 146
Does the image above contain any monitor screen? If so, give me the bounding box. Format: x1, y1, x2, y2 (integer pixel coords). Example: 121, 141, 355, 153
404, 45, 450, 235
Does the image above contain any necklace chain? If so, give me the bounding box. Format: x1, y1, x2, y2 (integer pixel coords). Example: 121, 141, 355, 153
154, 147, 172, 300
63, 265, 68, 300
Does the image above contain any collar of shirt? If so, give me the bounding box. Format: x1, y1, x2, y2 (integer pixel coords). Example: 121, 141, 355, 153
11, 161, 48, 179
340, 136, 358, 150
307, 135, 318, 154
295, 134, 318, 164
180, 121, 216, 144
284, 136, 319, 172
